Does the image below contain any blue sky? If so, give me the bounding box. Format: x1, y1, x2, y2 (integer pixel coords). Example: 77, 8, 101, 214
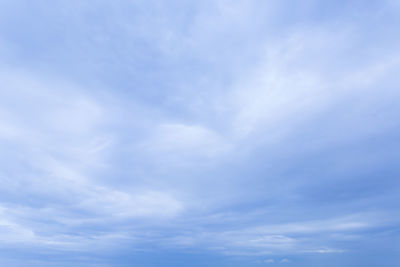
0, 0, 400, 266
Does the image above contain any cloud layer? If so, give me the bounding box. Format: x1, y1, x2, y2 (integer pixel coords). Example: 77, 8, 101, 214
0, 0, 400, 266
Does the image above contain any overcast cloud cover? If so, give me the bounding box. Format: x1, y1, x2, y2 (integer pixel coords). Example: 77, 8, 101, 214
0, 0, 400, 266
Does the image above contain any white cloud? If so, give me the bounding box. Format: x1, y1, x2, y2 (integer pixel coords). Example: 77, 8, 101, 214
141, 123, 232, 163
0, 68, 184, 251
0, 0, 399, 263
78, 189, 183, 219
225, 27, 400, 153
0, 215, 36, 244
154, 213, 382, 256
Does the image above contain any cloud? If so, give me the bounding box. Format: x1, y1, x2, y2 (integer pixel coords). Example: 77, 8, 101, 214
152, 213, 386, 256
0, 69, 184, 252
144, 123, 231, 159
77, 189, 183, 219
0, 0, 399, 266
280, 259, 291, 263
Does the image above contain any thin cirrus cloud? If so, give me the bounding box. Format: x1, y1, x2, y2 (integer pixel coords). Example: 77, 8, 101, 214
0, 0, 400, 266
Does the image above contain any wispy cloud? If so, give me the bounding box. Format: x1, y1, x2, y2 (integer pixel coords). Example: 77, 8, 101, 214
0, 0, 400, 266
280, 258, 291, 263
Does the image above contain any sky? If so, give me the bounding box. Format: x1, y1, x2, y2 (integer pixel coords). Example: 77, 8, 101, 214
0, 0, 400, 266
